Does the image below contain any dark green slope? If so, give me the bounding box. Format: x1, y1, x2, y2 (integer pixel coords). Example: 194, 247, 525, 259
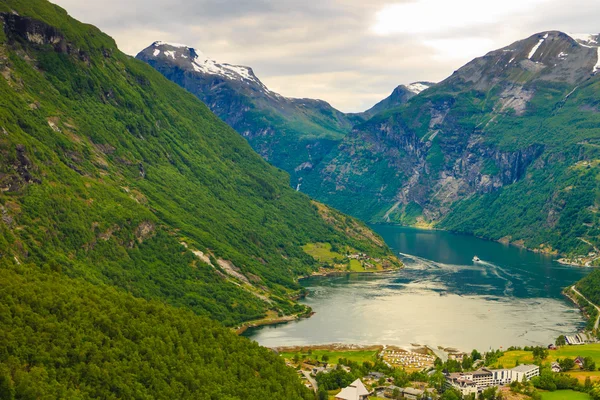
302, 31, 600, 258
0, 266, 312, 399
136, 42, 358, 189
0, 0, 399, 396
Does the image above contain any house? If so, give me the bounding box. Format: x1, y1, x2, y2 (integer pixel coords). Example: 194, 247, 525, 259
335, 379, 370, 400
575, 356, 585, 369
448, 352, 466, 362
548, 344, 557, 350
551, 362, 561, 373
402, 387, 424, 400
367, 371, 385, 380
311, 366, 330, 375
383, 386, 424, 400
384, 386, 401, 398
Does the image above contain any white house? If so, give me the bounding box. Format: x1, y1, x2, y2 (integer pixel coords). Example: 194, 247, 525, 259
335, 379, 370, 400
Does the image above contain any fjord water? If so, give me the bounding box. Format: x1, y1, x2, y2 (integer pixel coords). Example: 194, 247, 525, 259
244, 226, 590, 351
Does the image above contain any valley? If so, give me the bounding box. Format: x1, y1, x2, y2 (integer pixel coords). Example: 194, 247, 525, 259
139, 32, 600, 263
2, 0, 600, 399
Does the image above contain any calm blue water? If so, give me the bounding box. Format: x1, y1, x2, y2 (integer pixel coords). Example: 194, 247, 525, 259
244, 226, 590, 351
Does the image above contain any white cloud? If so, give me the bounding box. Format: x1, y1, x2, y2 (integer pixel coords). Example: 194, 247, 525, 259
51, 0, 600, 112
423, 38, 496, 61
371, 0, 552, 35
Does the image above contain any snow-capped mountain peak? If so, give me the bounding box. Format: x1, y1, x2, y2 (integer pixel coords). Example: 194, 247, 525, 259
145, 41, 263, 86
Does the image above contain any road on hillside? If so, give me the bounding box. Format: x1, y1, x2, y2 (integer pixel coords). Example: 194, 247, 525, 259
301, 370, 318, 393
572, 285, 600, 330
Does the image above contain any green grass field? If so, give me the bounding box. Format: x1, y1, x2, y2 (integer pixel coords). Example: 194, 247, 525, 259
302, 243, 344, 263
492, 345, 600, 369
349, 259, 365, 272
281, 348, 379, 364
540, 390, 590, 400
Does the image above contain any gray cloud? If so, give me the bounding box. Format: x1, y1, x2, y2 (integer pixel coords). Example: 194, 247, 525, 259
52, 0, 600, 112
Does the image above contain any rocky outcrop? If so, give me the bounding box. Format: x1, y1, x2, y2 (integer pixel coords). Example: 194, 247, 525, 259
1, 13, 91, 61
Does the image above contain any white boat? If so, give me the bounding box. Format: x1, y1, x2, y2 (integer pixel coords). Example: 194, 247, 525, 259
473, 256, 481, 262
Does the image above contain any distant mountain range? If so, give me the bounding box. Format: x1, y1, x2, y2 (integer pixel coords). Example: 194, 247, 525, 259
139, 32, 600, 258
137, 42, 427, 188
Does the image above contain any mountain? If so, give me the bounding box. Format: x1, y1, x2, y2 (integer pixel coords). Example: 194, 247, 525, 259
357, 82, 435, 120
136, 42, 358, 188
301, 31, 600, 258
0, 0, 398, 396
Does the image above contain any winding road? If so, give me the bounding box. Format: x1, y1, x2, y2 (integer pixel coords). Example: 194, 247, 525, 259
572, 285, 600, 330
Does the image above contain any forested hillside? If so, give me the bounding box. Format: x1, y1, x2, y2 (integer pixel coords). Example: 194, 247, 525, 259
0, 0, 399, 396
0, 266, 313, 399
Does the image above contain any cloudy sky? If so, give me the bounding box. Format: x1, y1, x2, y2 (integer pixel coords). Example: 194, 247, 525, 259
53, 0, 599, 112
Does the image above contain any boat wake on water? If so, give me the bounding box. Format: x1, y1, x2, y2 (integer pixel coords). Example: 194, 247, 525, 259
398, 252, 517, 297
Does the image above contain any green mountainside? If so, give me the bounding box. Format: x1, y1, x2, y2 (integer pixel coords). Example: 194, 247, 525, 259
136, 42, 358, 189
0, 0, 399, 396
301, 32, 600, 258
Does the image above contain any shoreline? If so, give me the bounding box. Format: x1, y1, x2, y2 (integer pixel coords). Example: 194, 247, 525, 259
301, 266, 401, 280
235, 310, 315, 335
374, 222, 598, 267
238, 268, 400, 336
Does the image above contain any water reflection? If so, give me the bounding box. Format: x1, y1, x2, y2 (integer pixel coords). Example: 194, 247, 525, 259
244, 226, 590, 351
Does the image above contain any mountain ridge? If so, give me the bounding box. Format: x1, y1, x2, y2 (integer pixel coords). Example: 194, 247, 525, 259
136, 41, 432, 189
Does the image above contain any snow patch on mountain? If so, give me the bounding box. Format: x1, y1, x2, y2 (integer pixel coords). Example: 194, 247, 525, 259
594, 48, 600, 73
406, 82, 431, 94
152, 41, 189, 48
567, 33, 599, 47
528, 33, 548, 60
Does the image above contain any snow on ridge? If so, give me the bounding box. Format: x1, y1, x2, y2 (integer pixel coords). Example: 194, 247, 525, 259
152, 41, 190, 49
594, 48, 600, 74
153, 49, 160, 57
567, 33, 599, 47
528, 34, 548, 60
191, 56, 261, 85
406, 82, 431, 94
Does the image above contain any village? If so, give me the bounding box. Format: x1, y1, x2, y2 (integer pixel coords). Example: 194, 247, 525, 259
275, 338, 600, 400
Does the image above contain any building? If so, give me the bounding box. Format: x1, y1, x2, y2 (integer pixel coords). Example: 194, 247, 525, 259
367, 371, 385, 380
551, 362, 561, 373
510, 365, 540, 382
575, 357, 585, 369
445, 374, 478, 397
335, 379, 370, 400
445, 365, 539, 394
383, 386, 426, 400
402, 387, 424, 400
448, 352, 466, 362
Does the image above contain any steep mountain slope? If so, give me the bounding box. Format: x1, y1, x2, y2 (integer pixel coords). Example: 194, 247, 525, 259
0, 0, 400, 395
302, 31, 600, 257
137, 42, 357, 188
